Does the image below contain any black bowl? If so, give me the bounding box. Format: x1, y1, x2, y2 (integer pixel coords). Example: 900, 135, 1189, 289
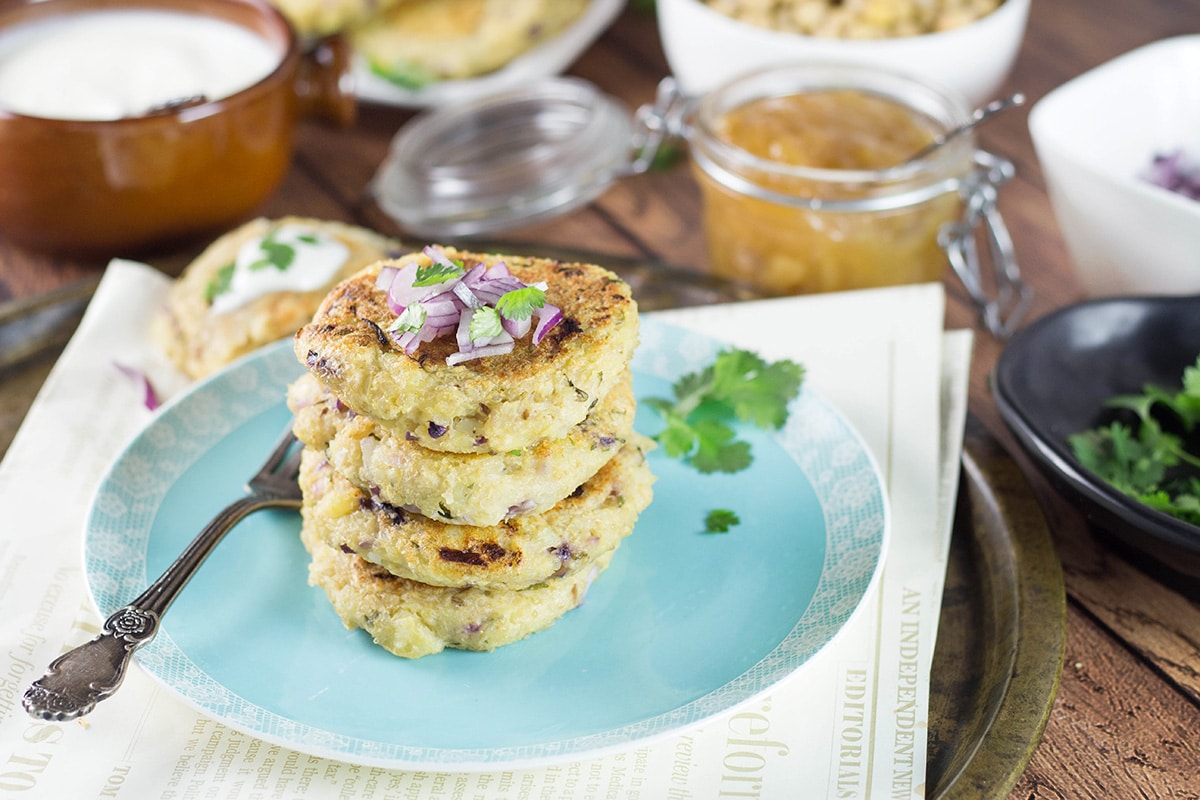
992, 294, 1200, 577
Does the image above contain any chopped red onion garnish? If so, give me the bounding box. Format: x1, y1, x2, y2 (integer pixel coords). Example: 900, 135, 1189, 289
374, 265, 397, 291
113, 362, 161, 411
532, 305, 564, 345
376, 246, 562, 364
1143, 149, 1200, 200
452, 280, 484, 310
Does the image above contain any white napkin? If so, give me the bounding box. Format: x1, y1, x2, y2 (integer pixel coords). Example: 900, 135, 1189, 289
0, 259, 970, 799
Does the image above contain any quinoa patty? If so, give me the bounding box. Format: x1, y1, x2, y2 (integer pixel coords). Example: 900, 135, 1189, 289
301, 520, 613, 659
153, 217, 399, 380
292, 247, 639, 453
288, 369, 635, 526
298, 435, 653, 590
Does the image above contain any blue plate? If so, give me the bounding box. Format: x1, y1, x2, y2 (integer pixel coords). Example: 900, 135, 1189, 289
85, 318, 887, 770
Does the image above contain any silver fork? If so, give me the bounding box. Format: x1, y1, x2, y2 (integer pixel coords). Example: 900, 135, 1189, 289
22, 425, 304, 721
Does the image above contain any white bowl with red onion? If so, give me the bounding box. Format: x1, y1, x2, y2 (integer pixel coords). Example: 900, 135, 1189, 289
1029, 35, 1200, 297
374, 245, 563, 366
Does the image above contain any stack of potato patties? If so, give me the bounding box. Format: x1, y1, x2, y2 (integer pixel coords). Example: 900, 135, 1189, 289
287, 246, 654, 658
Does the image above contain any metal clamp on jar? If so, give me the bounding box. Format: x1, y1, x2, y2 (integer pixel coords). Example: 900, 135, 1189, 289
371, 64, 1029, 338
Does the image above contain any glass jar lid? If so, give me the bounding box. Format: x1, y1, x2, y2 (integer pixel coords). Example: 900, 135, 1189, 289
371, 77, 636, 237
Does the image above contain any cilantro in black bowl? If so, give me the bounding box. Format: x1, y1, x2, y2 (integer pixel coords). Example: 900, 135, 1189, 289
992, 294, 1200, 577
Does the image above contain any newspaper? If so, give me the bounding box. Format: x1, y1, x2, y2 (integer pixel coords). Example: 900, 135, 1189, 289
0, 260, 971, 799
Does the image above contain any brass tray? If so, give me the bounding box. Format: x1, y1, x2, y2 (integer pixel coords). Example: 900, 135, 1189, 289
0, 254, 1064, 797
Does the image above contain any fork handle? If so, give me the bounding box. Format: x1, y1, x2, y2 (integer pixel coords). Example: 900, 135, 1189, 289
22, 494, 294, 721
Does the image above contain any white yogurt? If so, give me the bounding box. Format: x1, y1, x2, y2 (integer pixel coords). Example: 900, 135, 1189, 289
0, 9, 281, 120
210, 224, 350, 314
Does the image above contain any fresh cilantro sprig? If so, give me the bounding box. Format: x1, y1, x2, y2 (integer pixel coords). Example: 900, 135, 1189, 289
645, 347, 804, 474
1069, 356, 1200, 525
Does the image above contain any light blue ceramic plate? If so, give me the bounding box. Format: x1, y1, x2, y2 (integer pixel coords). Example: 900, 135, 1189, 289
85, 318, 888, 770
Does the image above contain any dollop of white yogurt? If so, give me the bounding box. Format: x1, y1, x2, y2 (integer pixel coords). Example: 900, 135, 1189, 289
210, 225, 350, 315
0, 10, 281, 120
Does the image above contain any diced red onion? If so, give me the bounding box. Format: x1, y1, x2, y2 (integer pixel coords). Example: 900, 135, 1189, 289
113, 362, 161, 411
1143, 149, 1200, 200
461, 263, 488, 287
422, 298, 459, 318
375, 265, 398, 291
376, 249, 566, 364
446, 341, 515, 366
471, 276, 526, 305
532, 305, 563, 345
423, 244, 459, 270
386, 263, 422, 312
452, 281, 484, 310
456, 309, 474, 349
502, 315, 531, 339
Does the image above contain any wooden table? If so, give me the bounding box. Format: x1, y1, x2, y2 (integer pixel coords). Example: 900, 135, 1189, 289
3, 2, 1200, 798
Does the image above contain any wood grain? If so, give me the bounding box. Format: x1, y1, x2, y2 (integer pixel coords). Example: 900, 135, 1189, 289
2, 1, 1200, 797
1011, 605, 1200, 800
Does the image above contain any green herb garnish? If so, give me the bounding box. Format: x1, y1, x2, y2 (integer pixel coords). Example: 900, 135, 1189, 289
204, 262, 236, 303
704, 509, 740, 533
1069, 355, 1200, 525
496, 286, 547, 321
469, 306, 503, 342
387, 303, 427, 334
645, 347, 804, 474
204, 228, 326, 303
414, 258, 466, 287
370, 59, 438, 91
248, 231, 296, 272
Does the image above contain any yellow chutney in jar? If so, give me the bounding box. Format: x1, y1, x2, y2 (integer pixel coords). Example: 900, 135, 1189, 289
691, 77, 970, 296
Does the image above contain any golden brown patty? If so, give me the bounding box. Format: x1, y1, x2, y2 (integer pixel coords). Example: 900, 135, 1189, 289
268, 0, 404, 36
302, 519, 614, 658
351, 0, 588, 86
288, 368, 636, 526
299, 434, 654, 589
153, 217, 400, 379
293, 247, 639, 453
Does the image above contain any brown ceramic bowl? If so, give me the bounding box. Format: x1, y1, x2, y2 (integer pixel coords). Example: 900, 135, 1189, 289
0, 0, 355, 257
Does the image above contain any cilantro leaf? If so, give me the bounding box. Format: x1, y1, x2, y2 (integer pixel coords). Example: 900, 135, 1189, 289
414, 259, 465, 287
704, 509, 740, 533
709, 349, 805, 429
689, 419, 752, 474
204, 262, 236, 303
469, 306, 503, 342
1069, 354, 1200, 526
644, 347, 804, 475
249, 236, 295, 271
495, 286, 546, 321
387, 303, 427, 334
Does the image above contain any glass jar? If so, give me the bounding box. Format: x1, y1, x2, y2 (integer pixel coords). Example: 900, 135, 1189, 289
371, 68, 1029, 337
686, 63, 1026, 333
691, 64, 964, 293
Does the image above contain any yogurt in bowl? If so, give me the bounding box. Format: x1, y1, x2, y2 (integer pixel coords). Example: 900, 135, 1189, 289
0, 0, 356, 258
0, 9, 281, 120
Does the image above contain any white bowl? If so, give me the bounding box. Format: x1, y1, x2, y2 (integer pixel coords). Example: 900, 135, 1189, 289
656, 0, 1030, 106
1028, 36, 1200, 297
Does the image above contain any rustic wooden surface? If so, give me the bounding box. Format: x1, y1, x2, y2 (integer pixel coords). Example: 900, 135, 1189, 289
3, 1, 1200, 797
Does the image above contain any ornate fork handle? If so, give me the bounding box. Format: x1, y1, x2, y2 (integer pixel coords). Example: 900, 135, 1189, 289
23, 493, 294, 721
